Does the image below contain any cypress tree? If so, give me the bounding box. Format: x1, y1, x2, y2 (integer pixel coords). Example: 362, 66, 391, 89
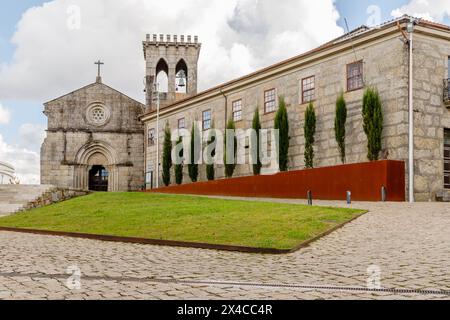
188, 122, 200, 182
334, 93, 347, 164
274, 96, 289, 172
304, 102, 316, 169
174, 137, 183, 185
362, 88, 383, 161
206, 124, 216, 181
224, 119, 237, 178
161, 122, 172, 186
252, 107, 262, 175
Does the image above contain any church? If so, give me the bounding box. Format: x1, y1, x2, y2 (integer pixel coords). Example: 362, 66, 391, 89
40, 64, 145, 192
42, 16, 450, 201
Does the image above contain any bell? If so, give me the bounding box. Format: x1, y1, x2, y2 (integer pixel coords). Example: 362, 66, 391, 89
177, 70, 186, 88
178, 77, 186, 88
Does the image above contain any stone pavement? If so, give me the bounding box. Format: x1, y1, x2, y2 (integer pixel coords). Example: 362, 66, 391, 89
1, 199, 450, 300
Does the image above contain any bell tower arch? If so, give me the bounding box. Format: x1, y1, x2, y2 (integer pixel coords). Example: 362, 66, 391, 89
143, 34, 201, 111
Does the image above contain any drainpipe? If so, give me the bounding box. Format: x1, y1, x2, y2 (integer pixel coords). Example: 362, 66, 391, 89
407, 18, 415, 203
155, 83, 160, 189
220, 88, 228, 125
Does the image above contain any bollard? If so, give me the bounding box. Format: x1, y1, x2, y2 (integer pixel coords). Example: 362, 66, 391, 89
307, 190, 312, 206
381, 186, 387, 202
346, 191, 352, 204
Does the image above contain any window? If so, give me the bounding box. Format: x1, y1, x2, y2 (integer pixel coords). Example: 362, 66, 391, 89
156, 58, 169, 93
347, 61, 364, 92
178, 118, 185, 129
148, 128, 155, 146
302, 76, 315, 104
91, 107, 106, 123
264, 89, 276, 113
448, 56, 450, 79
446, 57, 450, 102
175, 59, 188, 94
445, 129, 450, 189
202, 110, 212, 130
86, 103, 110, 126
232, 100, 242, 122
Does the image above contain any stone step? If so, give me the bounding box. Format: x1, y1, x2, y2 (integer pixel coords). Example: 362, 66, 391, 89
0, 185, 57, 215
0, 204, 24, 215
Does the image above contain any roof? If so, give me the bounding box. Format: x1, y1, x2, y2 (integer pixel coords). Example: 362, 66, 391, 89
44, 80, 145, 107
140, 15, 450, 119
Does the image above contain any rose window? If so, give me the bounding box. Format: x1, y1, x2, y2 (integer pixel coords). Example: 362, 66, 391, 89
91, 107, 105, 123
86, 104, 110, 126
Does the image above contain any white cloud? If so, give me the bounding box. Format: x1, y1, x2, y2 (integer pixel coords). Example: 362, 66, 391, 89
0, 0, 343, 102
18, 123, 46, 152
0, 103, 11, 124
0, 120, 45, 184
0, 134, 41, 184
391, 0, 450, 22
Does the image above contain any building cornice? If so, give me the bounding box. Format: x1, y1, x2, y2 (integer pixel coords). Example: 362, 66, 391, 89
140, 17, 450, 123
46, 128, 144, 134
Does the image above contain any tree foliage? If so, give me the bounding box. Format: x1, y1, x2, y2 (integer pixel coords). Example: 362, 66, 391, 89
174, 137, 183, 185
362, 88, 383, 161
188, 123, 200, 182
304, 102, 316, 169
274, 96, 289, 172
162, 122, 172, 186
206, 124, 216, 181
252, 108, 262, 175
224, 119, 237, 178
334, 92, 347, 164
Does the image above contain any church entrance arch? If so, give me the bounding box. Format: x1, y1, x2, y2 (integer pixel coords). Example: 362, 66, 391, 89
73, 141, 119, 192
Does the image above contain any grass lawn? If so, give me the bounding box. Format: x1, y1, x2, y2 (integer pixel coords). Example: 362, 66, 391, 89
0, 193, 365, 250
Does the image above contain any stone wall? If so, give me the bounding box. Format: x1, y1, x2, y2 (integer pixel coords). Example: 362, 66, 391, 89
42, 131, 144, 191
411, 33, 450, 201
144, 34, 201, 110
41, 81, 145, 192
21, 188, 90, 212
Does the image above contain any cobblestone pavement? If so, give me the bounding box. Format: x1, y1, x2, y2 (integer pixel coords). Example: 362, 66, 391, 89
1, 199, 450, 300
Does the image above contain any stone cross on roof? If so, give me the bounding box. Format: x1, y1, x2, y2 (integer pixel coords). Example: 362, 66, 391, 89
95, 60, 104, 83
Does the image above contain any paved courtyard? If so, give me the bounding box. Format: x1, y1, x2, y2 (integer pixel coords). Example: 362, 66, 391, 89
1, 199, 450, 300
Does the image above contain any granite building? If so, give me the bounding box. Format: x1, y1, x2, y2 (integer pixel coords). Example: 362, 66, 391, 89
41, 74, 145, 192
141, 16, 450, 201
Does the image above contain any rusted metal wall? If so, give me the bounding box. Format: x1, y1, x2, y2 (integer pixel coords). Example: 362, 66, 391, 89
150, 160, 406, 202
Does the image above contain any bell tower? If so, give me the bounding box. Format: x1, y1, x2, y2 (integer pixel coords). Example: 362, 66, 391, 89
143, 34, 201, 112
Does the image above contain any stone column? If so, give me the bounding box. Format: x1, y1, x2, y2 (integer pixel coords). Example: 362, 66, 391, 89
168, 67, 176, 102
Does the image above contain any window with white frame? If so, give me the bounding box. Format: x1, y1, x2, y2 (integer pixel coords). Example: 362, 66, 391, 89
448, 56, 450, 79
347, 61, 364, 91
232, 100, 242, 122
302, 76, 315, 104
264, 89, 276, 113
178, 118, 185, 129
202, 110, 212, 130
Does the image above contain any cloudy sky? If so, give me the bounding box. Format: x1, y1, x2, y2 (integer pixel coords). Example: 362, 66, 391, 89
1, 0, 450, 184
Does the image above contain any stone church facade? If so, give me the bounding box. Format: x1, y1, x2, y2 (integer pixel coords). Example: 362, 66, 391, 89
41, 76, 145, 192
